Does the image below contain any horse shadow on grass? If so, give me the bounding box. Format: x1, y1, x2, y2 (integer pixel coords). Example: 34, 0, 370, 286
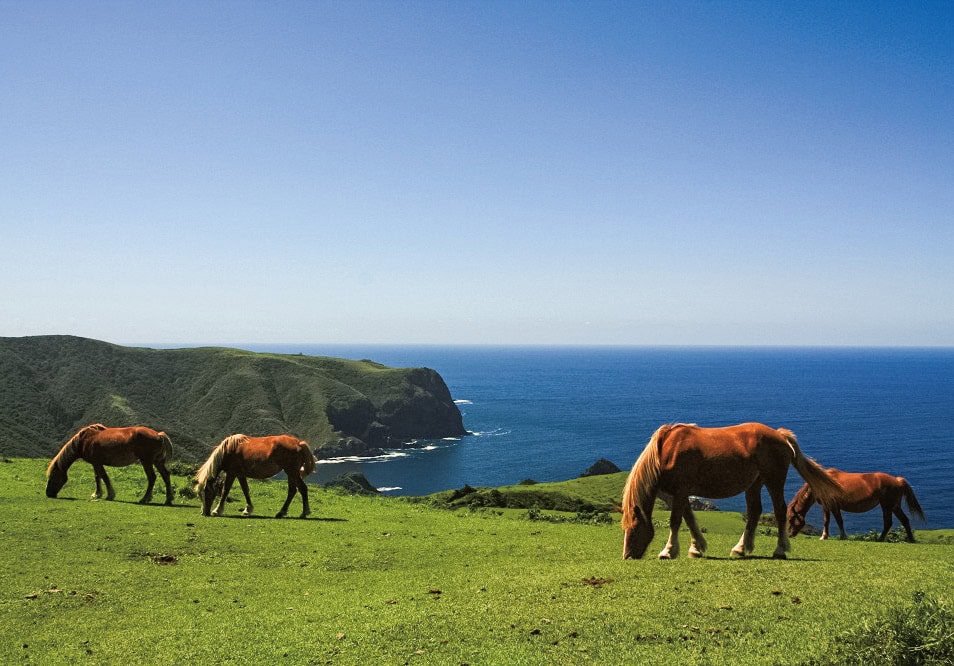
691, 554, 824, 562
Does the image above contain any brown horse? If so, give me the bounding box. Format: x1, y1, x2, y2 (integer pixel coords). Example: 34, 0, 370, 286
621, 423, 844, 560
46, 423, 174, 504
787, 469, 925, 542
195, 434, 316, 518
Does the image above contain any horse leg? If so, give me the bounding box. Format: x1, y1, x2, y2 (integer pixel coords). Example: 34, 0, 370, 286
893, 506, 915, 542
658, 494, 686, 559
767, 483, 790, 559
238, 476, 253, 516
683, 506, 707, 558
820, 508, 830, 540
92, 463, 105, 499
732, 485, 762, 558
833, 509, 847, 540
156, 461, 174, 506
212, 473, 236, 516
94, 464, 116, 501
139, 462, 156, 504
879, 504, 893, 541
276, 476, 297, 518
296, 476, 310, 518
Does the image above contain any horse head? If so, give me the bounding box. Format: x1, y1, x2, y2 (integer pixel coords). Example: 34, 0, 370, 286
786, 485, 814, 537
622, 506, 655, 559
197, 476, 222, 516
46, 465, 68, 498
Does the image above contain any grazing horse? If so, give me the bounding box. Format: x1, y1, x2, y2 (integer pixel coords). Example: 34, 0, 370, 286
46, 423, 174, 505
787, 469, 925, 542
621, 423, 844, 560
195, 434, 316, 518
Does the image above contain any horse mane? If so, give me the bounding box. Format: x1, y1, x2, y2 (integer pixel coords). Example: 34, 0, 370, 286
621, 424, 674, 531
46, 423, 108, 477
788, 482, 815, 515
195, 434, 248, 491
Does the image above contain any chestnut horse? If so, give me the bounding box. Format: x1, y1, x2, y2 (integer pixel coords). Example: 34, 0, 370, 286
46, 423, 174, 504
195, 434, 316, 518
622, 423, 844, 560
787, 469, 925, 542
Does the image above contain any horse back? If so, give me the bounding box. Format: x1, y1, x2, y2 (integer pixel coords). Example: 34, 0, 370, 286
657, 423, 775, 498
232, 435, 306, 478
80, 426, 165, 466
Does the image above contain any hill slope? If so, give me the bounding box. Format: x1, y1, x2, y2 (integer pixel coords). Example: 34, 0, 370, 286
0, 336, 465, 460
2, 459, 952, 664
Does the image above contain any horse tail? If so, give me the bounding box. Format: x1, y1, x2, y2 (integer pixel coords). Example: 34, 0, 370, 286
621, 425, 668, 531
298, 440, 316, 477
195, 434, 245, 493
47, 423, 107, 476
156, 431, 173, 465
899, 478, 926, 522
777, 428, 843, 509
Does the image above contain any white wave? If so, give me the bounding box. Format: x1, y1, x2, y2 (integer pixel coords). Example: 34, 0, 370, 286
454, 399, 473, 405
421, 445, 437, 451
376, 486, 402, 492
442, 437, 461, 441
470, 428, 511, 437
316, 451, 410, 464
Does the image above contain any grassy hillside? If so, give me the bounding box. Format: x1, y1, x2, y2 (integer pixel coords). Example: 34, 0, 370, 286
3, 459, 951, 664
0, 336, 464, 461
423, 472, 631, 512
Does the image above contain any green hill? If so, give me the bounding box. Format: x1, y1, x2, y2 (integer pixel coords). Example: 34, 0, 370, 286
0, 335, 464, 461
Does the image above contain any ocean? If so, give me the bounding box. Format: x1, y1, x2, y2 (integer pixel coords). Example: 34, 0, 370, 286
240, 344, 954, 532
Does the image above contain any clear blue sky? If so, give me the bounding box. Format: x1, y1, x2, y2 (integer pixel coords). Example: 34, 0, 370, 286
2, 1, 952, 346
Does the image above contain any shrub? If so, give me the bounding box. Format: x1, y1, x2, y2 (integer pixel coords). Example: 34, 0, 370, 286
822, 592, 954, 665
849, 528, 910, 543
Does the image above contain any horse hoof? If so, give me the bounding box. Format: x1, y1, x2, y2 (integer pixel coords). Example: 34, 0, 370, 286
730, 550, 746, 559
688, 550, 705, 559
275, 512, 286, 519
772, 552, 787, 560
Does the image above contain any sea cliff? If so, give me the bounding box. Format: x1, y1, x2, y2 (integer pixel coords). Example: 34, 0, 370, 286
0, 336, 465, 461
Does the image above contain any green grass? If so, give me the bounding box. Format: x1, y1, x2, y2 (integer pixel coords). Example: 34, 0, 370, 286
2, 459, 952, 665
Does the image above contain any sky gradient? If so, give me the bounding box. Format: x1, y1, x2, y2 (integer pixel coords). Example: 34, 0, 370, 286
2, 2, 952, 346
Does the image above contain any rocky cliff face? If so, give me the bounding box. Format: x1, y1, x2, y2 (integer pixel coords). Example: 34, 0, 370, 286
321, 367, 465, 458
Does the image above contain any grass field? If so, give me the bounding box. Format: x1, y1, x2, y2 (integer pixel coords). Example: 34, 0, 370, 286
2, 459, 951, 664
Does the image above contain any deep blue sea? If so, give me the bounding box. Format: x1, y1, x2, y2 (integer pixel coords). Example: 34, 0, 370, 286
240, 345, 954, 532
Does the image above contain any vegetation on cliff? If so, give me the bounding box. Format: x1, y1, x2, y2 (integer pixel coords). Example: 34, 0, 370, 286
0, 335, 464, 461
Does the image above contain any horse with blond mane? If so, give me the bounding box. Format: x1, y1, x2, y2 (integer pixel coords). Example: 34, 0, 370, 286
787, 468, 925, 542
621, 423, 844, 560
46, 423, 174, 504
195, 434, 316, 518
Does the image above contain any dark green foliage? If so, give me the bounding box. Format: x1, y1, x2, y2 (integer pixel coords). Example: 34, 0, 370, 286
820, 592, 954, 665
0, 335, 464, 461
427, 485, 600, 512
522, 508, 614, 525
849, 528, 911, 543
